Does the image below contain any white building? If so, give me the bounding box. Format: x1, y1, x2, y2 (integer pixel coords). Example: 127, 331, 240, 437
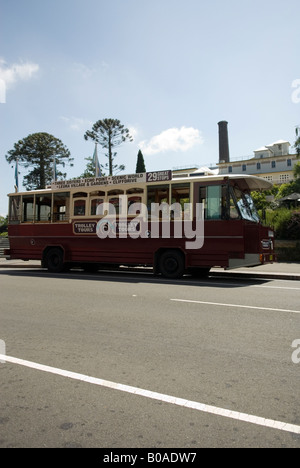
218, 140, 298, 185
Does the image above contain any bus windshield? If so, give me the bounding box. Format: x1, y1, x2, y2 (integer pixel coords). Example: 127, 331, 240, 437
233, 187, 260, 223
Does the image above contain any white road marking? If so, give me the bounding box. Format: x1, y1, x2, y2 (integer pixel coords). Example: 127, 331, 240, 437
171, 299, 300, 314
0, 353, 300, 435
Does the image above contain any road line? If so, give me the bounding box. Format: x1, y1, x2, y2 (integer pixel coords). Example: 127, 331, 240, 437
1, 353, 300, 435
171, 299, 300, 314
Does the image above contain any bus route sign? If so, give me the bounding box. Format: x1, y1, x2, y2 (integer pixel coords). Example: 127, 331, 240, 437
50, 171, 172, 190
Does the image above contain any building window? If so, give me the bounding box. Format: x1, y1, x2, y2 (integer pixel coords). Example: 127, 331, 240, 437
271, 161, 276, 169
242, 164, 247, 172
228, 166, 233, 173
287, 159, 292, 167
257, 163, 261, 170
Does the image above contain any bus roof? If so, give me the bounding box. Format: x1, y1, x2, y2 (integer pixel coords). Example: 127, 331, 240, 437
171, 174, 273, 191
7, 172, 273, 197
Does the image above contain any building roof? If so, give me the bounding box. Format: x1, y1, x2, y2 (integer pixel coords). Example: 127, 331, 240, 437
254, 146, 269, 152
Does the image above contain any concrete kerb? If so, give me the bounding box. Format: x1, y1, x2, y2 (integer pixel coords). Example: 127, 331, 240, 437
210, 270, 300, 282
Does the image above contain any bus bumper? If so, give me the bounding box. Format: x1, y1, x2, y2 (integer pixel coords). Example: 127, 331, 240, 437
260, 253, 276, 264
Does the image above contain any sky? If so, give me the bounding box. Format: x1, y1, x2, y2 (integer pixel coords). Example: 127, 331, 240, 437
0, 0, 300, 216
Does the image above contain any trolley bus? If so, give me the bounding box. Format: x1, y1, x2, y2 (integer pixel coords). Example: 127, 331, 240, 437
6, 170, 275, 278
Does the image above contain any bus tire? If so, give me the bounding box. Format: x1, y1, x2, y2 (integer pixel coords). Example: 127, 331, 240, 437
45, 248, 65, 273
159, 250, 185, 279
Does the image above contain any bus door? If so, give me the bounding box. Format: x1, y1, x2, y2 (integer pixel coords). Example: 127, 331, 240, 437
193, 181, 245, 262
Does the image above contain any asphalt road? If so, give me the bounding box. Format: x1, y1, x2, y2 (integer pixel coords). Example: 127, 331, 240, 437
0, 267, 300, 448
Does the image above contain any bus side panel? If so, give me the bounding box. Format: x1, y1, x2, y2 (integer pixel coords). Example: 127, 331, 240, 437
8, 218, 264, 270
186, 219, 245, 269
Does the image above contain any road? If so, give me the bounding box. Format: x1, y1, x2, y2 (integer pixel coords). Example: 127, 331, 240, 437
0, 267, 299, 448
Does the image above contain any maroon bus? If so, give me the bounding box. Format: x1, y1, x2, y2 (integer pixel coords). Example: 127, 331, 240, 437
6, 170, 275, 278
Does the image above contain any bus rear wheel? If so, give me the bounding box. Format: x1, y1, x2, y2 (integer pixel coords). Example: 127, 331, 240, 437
45, 248, 65, 273
159, 250, 185, 279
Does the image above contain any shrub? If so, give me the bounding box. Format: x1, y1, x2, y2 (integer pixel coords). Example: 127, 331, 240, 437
264, 208, 300, 240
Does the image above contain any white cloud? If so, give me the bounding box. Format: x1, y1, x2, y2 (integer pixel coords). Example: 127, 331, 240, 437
128, 125, 138, 141
60, 116, 94, 132
139, 127, 204, 155
0, 59, 39, 88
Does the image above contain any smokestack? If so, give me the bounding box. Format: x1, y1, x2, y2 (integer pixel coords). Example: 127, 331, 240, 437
218, 121, 230, 164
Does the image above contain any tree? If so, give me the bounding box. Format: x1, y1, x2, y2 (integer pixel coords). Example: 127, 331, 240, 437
295, 126, 300, 156
77, 156, 102, 179
0, 215, 8, 234
5, 132, 73, 190
294, 162, 300, 179
294, 126, 300, 178
84, 119, 133, 176
135, 149, 146, 173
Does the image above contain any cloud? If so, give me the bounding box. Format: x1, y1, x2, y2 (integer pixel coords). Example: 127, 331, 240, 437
139, 127, 204, 155
0, 59, 39, 88
60, 116, 94, 132
128, 125, 138, 141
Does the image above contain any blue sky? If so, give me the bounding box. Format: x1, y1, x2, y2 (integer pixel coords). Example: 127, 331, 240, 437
1, 0, 300, 215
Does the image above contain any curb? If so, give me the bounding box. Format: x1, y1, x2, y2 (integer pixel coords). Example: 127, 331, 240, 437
210, 271, 300, 282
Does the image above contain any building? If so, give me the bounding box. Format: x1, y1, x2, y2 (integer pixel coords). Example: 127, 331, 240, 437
171, 122, 299, 185
218, 136, 298, 185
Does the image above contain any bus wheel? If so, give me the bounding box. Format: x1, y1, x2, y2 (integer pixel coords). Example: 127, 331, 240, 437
159, 250, 185, 279
45, 248, 65, 273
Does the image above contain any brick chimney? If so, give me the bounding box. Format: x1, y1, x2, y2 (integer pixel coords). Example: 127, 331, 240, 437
218, 121, 230, 164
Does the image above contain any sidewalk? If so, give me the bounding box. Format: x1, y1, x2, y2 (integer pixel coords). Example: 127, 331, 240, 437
0, 257, 299, 280
211, 262, 300, 281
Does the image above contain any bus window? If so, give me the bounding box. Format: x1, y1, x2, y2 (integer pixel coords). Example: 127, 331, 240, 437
229, 191, 240, 219
126, 188, 144, 195
232, 187, 260, 222
207, 186, 222, 219
53, 192, 70, 222
22, 195, 34, 222
35, 195, 52, 222
91, 198, 104, 216
108, 197, 122, 215
200, 185, 231, 220
9, 196, 21, 224
147, 185, 169, 205
74, 199, 86, 216
73, 192, 88, 198
90, 191, 105, 197
147, 185, 170, 219
107, 190, 123, 215
108, 190, 124, 196
171, 183, 190, 219
128, 196, 142, 215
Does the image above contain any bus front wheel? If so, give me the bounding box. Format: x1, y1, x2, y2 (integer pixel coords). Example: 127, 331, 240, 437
45, 248, 65, 273
158, 250, 185, 279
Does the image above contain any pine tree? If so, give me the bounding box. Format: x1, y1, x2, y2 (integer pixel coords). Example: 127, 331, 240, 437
136, 149, 146, 173
84, 119, 132, 176
5, 132, 73, 190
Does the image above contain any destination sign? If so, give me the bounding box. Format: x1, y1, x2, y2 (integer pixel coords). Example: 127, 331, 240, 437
50, 171, 172, 190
